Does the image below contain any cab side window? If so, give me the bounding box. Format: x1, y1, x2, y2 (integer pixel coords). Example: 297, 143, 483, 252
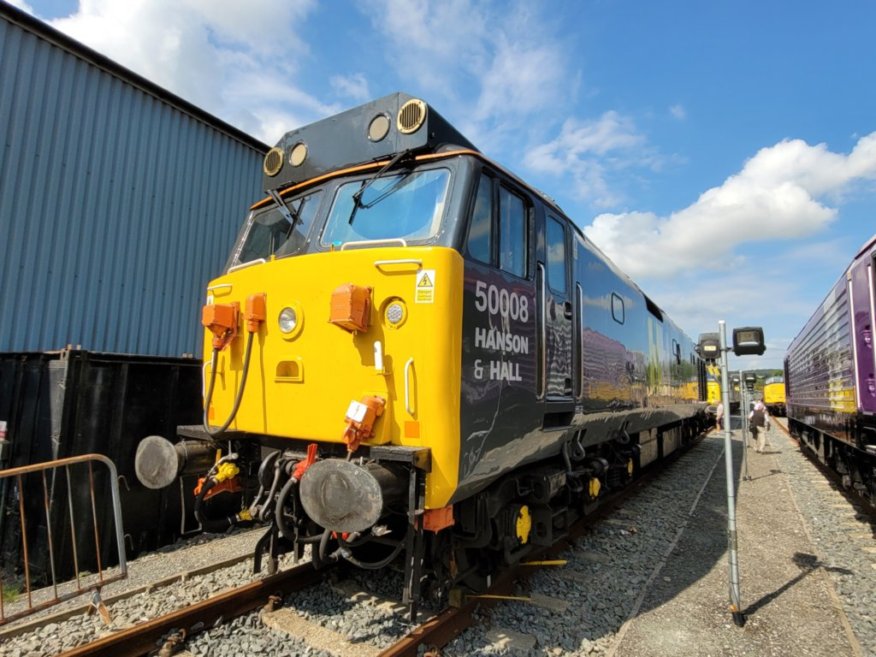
498, 186, 527, 277
546, 215, 567, 294
467, 175, 493, 264
465, 174, 529, 278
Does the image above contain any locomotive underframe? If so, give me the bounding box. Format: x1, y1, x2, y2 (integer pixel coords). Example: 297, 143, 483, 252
787, 415, 876, 502
765, 403, 786, 417
179, 414, 704, 618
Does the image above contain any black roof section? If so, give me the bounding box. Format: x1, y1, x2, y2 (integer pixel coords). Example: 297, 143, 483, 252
0, 1, 268, 154
264, 92, 478, 193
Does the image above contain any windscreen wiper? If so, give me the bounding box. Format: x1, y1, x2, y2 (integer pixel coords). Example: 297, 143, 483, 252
269, 189, 301, 232
348, 150, 413, 224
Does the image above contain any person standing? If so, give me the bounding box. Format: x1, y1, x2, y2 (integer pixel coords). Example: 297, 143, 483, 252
715, 401, 724, 432
749, 400, 770, 453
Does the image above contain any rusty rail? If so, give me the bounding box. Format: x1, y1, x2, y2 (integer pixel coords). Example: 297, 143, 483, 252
57, 561, 332, 657
0, 454, 127, 624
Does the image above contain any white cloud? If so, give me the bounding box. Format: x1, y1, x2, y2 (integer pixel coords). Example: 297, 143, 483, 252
45, 0, 325, 142
330, 73, 371, 102
473, 30, 567, 122
6, 0, 34, 12
34, 0, 576, 154
584, 134, 876, 279
359, 0, 570, 150
670, 104, 686, 120
527, 112, 652, 207
643, 264, 817, 370
360, 0, 488, 97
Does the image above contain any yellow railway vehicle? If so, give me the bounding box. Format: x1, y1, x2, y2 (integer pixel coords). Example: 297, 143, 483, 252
763, 376, 786, 416
706, 373, 721, 406
134, 93, 708, 614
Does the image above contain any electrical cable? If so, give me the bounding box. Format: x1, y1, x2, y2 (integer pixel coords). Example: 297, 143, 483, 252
202, 331, 255, 437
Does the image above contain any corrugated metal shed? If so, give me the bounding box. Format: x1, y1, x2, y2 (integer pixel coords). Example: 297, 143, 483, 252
0, 3, 268, 356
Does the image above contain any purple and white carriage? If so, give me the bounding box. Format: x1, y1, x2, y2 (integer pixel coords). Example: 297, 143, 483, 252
785, 234, 876, 500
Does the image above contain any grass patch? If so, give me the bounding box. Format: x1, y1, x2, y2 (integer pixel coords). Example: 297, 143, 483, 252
1, 583, 19, 604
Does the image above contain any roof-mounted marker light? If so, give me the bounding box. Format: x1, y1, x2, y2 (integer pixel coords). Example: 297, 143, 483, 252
263, 147, 284, 176
289, 142, 308, 167
397, 98, 427, 134
368, 114, 391, 142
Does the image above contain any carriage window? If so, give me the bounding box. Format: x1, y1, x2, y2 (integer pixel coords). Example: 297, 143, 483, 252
546, 216, 567, 294
467, 175, 493, 264
611, 293, 625, 324
498, 186, 527, 277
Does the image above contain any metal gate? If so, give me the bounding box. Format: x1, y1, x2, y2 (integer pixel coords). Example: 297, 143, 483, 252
0, 454, 127, 624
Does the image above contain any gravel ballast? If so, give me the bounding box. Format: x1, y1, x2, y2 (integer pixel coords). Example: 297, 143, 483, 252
2, 424, 871, 656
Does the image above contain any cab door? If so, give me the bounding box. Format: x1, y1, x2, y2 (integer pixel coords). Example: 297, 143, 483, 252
539, 213, 574, 405
848, 250, 876, 413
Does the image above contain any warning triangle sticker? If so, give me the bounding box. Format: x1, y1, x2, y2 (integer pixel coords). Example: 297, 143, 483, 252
418, 273, 433, 288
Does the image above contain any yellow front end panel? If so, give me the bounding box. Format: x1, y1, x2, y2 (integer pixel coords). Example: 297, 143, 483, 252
763, 383, 786, 406
707, 381, 721, 405
203, 247, 463, 509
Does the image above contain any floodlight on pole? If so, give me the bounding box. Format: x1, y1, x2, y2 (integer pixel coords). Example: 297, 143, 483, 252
733, 327, 766, 356
719, 321, 745, 627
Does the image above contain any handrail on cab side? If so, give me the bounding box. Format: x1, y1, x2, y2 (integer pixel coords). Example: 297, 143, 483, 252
374, 258, 423, 272
340, 238, 408, 250
404, 357, 416, 415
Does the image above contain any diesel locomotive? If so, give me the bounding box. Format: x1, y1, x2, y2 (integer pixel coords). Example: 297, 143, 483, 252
135, 93, 709, 611
762, 376, 786, 417
785, 233, 876, 501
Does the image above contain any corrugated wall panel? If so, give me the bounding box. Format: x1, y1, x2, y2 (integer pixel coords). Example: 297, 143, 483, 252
0, 7, 267, 356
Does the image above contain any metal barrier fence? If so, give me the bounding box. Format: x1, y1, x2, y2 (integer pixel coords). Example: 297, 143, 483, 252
0, 454, 127, 624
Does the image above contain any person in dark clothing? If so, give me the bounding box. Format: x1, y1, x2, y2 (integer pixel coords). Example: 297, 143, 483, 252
748, 400, 771, 453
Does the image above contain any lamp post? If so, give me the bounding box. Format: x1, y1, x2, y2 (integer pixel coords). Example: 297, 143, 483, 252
699, 323, 765, 628
719, 322, 745, 626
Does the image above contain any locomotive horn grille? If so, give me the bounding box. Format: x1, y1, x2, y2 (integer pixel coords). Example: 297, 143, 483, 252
263, 147, 284, 176
397, 99, 427, 134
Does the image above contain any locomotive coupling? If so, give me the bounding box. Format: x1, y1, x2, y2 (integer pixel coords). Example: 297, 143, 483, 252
134, 435, 216, 489
299, 459, 405, 533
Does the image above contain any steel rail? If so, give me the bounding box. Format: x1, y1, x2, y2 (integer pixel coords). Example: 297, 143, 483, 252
56, 561, 333, 657
378, 568, 517, 657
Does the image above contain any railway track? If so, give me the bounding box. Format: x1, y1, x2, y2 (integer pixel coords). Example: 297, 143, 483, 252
52, 435, 705, 657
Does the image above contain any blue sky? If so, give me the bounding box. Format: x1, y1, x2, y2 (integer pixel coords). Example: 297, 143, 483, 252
12, 0, 876, 371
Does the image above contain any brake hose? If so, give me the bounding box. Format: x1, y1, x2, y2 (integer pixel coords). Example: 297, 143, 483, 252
337, 530, 407, 570
275, 476, 299, 541
202, 331, 255, 437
